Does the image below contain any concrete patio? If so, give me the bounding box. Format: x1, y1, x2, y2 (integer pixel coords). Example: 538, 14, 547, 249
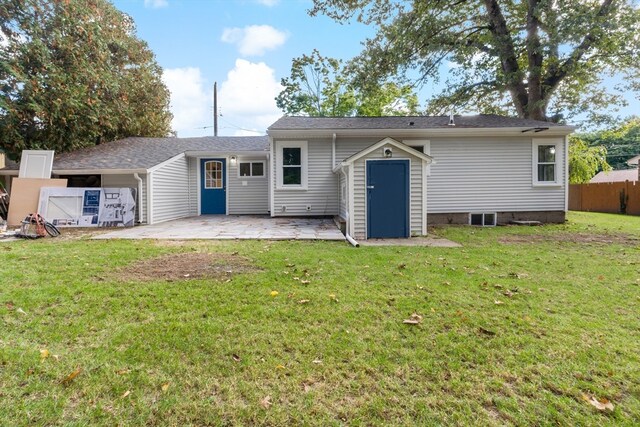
92, 215, 346, 241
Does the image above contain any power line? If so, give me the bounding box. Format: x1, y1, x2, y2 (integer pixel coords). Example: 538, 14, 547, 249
218, 117, 265, 135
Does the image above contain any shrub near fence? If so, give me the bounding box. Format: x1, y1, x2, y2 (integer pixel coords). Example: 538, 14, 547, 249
569, 181, 640, 215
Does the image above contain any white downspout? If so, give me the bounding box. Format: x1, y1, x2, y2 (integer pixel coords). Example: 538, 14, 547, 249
340, 167, 359, 247
133, 173, 144, 224
332, 133, 336, 169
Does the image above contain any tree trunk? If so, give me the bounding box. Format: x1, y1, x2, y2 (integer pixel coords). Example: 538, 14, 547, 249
526, 0, 545, 121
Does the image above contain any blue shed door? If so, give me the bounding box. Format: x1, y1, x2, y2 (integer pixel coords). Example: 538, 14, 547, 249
200, 158, 226, 214
367, 160, 410, 238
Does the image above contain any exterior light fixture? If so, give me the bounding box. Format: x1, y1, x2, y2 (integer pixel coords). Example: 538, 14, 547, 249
230, 155, 237, 165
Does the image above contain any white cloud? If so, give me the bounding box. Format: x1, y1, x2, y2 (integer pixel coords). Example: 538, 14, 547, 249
221, 25, 288, 57
144, 0, 168, 9
255, 0, 280, 6
162, 67, 210, 137
218, 59, 283, 135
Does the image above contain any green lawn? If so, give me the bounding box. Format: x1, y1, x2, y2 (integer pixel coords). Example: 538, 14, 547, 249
1, 212, 639, 425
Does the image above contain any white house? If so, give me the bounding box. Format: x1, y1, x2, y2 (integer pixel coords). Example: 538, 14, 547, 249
0, 114, 575, 239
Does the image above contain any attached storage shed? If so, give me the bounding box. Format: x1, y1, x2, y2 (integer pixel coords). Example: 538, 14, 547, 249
335, 137, 432, 240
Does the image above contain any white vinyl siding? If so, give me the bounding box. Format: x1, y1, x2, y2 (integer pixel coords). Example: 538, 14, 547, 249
427, 137, 566, 213
150, 155, 191, 223
187, 157, 198, 216
101, 173, 146, 224
338, 172, 347, 220
351, 149, 424, 240
228, 156, 269, 214
272, 139, 339, 216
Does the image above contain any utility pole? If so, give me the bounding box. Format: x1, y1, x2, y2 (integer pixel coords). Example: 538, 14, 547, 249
213, 82, 218, 137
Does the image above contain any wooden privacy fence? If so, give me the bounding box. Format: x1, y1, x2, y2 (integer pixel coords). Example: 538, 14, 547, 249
569, 181, 640, 215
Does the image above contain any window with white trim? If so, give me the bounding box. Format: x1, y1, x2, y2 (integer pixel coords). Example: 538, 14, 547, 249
204, 160, 223, 189
533, 139, 561, 185
238, 161, 265, 178
276, 141, 308, 189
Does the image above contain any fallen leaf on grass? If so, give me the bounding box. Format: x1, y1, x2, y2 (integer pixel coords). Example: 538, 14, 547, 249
328, 294, 338, 302
232, 354, 241, 362
494, 300, 504, 305
16, 308, 27, 315
61, 367, 82, 386
161, 383, 170, 393
121, 390, 130, 399
297, 299, 310, 304
582, 394, 614, 411
312, 359, 322, 364
478, 327, 496, 336
5, 302, 14, 310
260, 395, 272, 409
276, 364, 285, 370
403, 313, 423, 325
300, 280, 310, 284
398, 263, 407, 270
40, 349, 50, 360
116, 369, 130, 375
270, 291, 279, 297
503, 290, 514, 297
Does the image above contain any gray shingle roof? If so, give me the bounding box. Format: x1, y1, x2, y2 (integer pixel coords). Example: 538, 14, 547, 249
590, 169, 639, 183
268, 114, 567, 131
1, 136, 269, 172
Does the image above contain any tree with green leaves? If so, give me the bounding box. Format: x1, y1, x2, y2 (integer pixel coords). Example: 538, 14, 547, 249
310, 0, 640, 124
276, 49, 419, 117
568, 137, 610, 183
0, 0, 172, 160
577, 117, 640, 170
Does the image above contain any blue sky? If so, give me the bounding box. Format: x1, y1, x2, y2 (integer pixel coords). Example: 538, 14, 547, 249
112, 0, 375, 137
112, 0, 638, 137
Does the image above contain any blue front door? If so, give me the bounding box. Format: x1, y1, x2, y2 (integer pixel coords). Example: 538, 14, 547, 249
201, 158, 226, 214
367, 160, 410, 238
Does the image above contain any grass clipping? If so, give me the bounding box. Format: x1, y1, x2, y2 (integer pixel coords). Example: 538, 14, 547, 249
116, 252, 260, 282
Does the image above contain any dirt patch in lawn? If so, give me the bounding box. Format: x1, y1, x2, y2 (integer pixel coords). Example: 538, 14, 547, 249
115, 252, 261, 282
499, 232, 640, 245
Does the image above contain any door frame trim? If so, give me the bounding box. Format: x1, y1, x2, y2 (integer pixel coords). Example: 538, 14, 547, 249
365, 158, 411, 239
197, 157, 229, 215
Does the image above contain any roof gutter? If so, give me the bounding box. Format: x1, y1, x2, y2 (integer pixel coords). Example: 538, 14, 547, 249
183, 150, 269, 157
267, 126, 576, 139
0, 168, 149, 176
